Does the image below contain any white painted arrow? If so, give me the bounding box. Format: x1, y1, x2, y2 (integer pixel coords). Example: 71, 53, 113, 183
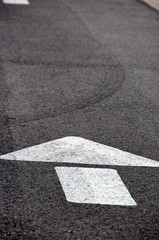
1, 136, 159, 167
1, 137, 159, 206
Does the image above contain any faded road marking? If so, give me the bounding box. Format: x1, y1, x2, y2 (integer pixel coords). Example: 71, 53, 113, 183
140, 0, 159, 11
2, 0, 29, 5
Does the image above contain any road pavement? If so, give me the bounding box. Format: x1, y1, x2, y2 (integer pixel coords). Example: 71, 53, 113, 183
0, 0, 159, 239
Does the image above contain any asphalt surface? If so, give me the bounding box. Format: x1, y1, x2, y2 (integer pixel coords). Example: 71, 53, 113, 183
0, 0, 159, 239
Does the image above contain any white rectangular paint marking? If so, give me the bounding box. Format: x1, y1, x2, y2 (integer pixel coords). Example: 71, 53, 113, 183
55, 167, 137, 206
2, 0, 29, 4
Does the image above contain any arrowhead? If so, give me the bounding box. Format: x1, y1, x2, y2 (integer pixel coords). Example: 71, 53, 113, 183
1, 136, 159, 167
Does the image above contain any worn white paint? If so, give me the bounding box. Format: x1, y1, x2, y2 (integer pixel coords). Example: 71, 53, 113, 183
2, 0, 29, 5
1, 136, 159, 167
55, 167, 137, 206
